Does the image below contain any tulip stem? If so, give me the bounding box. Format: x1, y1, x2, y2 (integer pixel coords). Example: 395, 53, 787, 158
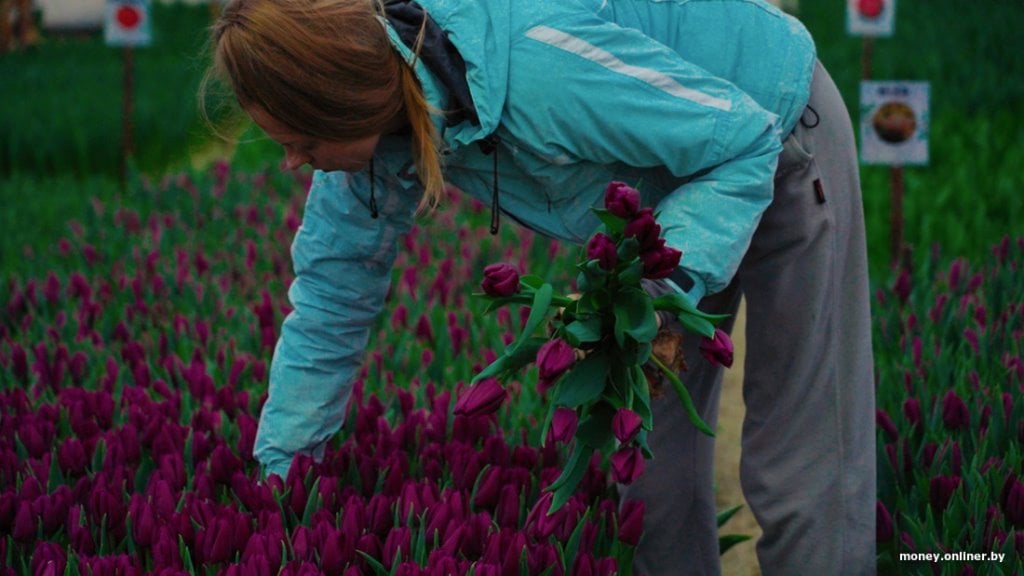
649, 355, 715, 437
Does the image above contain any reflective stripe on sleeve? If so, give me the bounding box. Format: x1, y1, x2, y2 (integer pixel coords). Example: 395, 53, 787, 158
524, 25, 732, 112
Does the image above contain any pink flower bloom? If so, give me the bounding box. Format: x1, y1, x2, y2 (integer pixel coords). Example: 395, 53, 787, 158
612, 408, 643, 444
604, 181, 640, 218
480, 263, 520, 297
453, 378, 507, 418
610, 446, 645, 485
699, 328, 734, 367
586, 233, 618, 271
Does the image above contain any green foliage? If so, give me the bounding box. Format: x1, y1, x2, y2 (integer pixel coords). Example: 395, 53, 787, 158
796, 2, 1024, 281
0, 2, 233, 178
873, 235, 1024, 575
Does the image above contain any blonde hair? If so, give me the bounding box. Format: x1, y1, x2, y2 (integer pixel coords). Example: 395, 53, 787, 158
200, 0, 445, 210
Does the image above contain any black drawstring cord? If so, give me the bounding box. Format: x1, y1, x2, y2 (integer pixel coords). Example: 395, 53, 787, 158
477, 134, 501, 235
369, 159, 379, 219
800, 105, 820, 129
489, 146, 499, 235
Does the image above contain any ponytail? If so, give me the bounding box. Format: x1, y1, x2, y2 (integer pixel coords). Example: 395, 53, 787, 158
398, 60, 446, 212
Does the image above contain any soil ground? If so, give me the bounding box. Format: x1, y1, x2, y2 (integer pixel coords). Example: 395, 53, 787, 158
715, 298, 763, 575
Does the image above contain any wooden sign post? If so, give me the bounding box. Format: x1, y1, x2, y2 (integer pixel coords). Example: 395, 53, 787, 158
847, 0, 918, 268
104, 0, 152, 191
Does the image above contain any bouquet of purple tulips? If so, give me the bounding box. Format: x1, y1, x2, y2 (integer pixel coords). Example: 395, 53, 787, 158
457, 181, 735, 511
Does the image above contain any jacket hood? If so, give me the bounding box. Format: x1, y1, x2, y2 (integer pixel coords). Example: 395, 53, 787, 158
383, 0, 510, 150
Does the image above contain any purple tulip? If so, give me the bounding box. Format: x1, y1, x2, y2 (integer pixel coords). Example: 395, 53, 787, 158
610, 446, 645, 485
453, 378, 507, 418
525, 492, 564, 540
536, 338, 576, 392
902, 398, 922, 428
480, 263, 520, 297
586, 233, 619, 270
549, 407, 579, 444
1003, 478, 1024, 528
875, 409, 899, 442
699, 328, 734, 368
10, 343, 28, 383
623, 208, 662, 251
320, 525, 355, 573
612, 408, 643, 444
617, 499, 645, 546
383, 527, 412, 569
942, 389, 970, 430
640, 243, 682, 279
892, 269, 911, 304
12, 500, 35, 544
876, 501, 894, 542
495, 484, 522, 528
57, 437, 89, 477
30, 542, 66, 576
604, 181, 641, 219
929, 474, 961, 513
572, 552, 597, 576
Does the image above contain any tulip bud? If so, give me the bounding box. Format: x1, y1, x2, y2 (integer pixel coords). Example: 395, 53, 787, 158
876, 501, 894, 542
494, 485, 522, 528
610, 446, 645, 485
617, 499, 645, 546
1003, 478, 1024, 528
902, 398, 922, 428
586, 233, 619, 271
875, 409, 898, 442
12, 500, 35, 544
453, 378, 507, 418
30, 542, 66, 576
472, 467, 503, 510
623, 208, 661, 251
604, 181, 641, 218
382, 527, 412, 569
536, 339, 576, 392
572, 552, 597, 576
612, 408, 643, 444
640, 242, 682, 279
699, 328, 734, 368
549, 407, 579, 444
941, 389, 970, 430
480, 263, 520, 297
929, 474, 961, 513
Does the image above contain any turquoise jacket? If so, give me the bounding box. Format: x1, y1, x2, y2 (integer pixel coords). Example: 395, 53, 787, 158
254, 0, 817, 478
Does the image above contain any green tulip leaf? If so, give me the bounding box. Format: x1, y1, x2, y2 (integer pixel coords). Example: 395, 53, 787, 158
555, 353, 610, 408
564, 315, 603, 344
612, 288, 658, 346
576, 403, 616, 450
593, 208, 627, 236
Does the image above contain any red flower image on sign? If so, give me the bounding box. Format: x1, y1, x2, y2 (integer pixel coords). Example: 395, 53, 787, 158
116, 6, 141, 29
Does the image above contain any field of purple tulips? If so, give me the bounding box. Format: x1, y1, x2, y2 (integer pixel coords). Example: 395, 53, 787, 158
0, 163, 648, 575
2, 155, 1022, 575
875, 238, 1024, 575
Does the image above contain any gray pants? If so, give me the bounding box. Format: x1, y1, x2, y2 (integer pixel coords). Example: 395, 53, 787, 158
622, 61, 876, 576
